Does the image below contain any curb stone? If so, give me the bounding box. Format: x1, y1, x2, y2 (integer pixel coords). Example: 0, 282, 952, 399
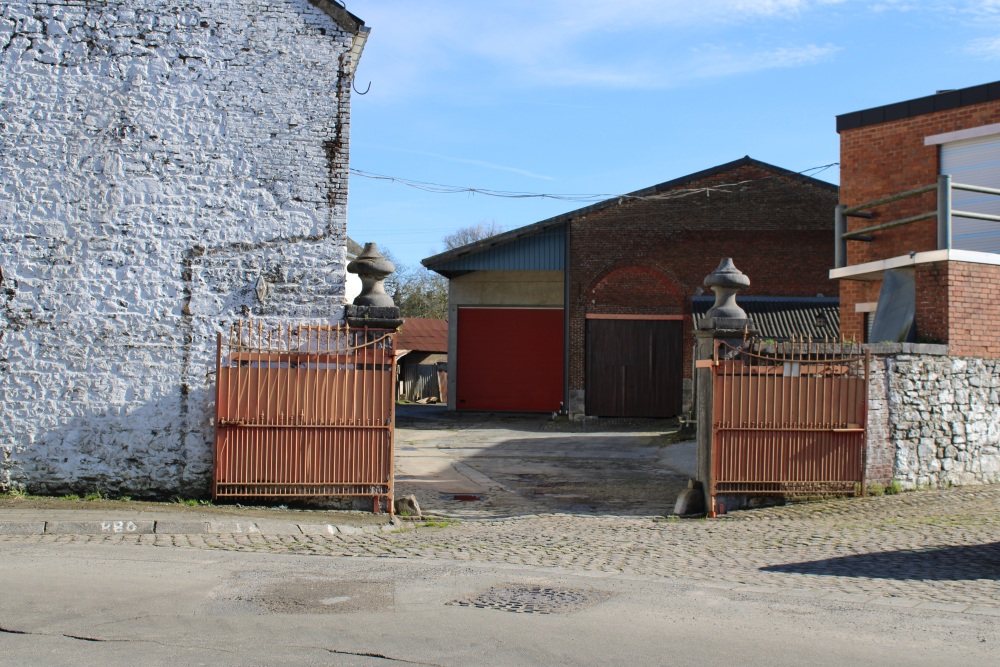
0, 522, 45, 535
0, 517, 403, 536
46, 520, 155, 535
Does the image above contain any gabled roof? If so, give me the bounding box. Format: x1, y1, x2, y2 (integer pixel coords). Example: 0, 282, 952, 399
309, 0, 366, 35
691, 296, 840, 341
396, 318, 448, 354
837, 79, 1000, 133
422, 156, 837, 272
308, 1, 369, 76
346, 236, 364, 258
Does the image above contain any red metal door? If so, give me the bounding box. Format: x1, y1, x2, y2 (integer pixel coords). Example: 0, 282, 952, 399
456, 307, 564, 412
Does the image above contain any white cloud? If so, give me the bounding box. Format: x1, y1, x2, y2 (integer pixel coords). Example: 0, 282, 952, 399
356, 143, 555, 180
686, 43, 842, 80
347, 1, 853, 96
966, 35, 1000, 58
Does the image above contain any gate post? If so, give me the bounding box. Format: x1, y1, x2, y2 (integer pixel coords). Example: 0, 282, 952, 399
694, 258, 756, 515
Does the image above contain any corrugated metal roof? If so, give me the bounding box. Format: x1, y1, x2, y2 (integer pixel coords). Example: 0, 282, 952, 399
428, 225, 565, 275
691, 296, 840, 341
396, 318, 448, 353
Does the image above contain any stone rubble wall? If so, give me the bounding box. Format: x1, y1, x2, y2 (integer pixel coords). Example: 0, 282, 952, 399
0, 1, 359, 496
867, 351, 1000, 489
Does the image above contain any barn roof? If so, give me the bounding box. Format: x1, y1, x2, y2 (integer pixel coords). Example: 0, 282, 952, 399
396, 318, 448, 354
422, 156, 837, 277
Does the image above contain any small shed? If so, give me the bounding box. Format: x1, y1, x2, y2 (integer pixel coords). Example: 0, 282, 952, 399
396, 318, 448, 403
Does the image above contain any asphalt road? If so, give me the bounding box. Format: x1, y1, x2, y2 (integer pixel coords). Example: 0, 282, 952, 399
3, 410, 998, 664
1, 539, 997, 667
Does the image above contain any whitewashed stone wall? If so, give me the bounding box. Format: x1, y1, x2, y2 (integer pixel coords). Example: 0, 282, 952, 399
0, 1, 366, 496
867, 350, 1000, 489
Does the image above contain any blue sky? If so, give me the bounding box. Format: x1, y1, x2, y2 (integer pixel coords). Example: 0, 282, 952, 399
344, 0, 1000, 267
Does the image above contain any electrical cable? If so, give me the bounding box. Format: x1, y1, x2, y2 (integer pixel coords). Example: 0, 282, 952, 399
349, 162, 839, 203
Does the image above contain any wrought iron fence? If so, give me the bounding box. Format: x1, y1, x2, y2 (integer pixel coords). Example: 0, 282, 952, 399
710, 337, 870, 516
213, 320, 396, 512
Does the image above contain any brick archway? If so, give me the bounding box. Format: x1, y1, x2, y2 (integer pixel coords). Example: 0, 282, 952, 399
586, 263, 685, 312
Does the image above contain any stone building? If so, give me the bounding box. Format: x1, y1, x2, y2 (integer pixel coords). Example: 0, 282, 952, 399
0, 1, 369, 496
423, 157, 839, 419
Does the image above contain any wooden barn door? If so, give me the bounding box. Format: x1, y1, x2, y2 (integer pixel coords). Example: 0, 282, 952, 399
585, 317, 683, 418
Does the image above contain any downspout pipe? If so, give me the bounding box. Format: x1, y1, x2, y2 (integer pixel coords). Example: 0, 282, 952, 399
563, 222, 571, 414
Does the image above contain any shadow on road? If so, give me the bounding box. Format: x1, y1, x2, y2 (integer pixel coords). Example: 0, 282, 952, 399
761, 542, 1000, 581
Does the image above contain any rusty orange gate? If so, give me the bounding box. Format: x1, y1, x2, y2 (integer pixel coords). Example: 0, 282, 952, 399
709, 339, 869, 517
213, 320, 396, 512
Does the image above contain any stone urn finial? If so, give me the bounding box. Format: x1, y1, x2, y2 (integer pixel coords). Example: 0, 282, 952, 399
703, 257, 750, 319
347, 242, 396, 308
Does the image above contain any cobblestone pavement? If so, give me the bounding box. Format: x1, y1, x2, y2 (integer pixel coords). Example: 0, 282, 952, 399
3, 484, 999, 611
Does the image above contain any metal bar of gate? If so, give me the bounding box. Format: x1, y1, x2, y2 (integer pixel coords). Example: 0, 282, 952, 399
709, 338, 868, 515
213, 321, 395, 508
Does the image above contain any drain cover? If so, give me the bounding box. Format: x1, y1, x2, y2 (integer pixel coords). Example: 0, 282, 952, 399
448, 585, 608, 614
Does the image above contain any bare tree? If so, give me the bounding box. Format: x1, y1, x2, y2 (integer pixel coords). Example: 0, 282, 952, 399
378, 222, 504, 320
379, 248, 449, 320
442, 220, 505, 250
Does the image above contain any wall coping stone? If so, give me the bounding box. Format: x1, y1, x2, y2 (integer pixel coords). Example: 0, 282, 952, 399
866, 343, 950, 356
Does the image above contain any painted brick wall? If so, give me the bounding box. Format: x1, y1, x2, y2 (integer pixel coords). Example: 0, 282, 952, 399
837, 98, 1000, 344
568, 163, 839, 395
0, 1, 362, 496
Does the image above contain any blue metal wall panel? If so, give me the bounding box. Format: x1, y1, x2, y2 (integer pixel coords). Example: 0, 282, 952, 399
434, 225, 565, 272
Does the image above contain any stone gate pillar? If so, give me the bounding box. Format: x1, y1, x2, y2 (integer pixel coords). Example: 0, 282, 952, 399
694, 258, 756, 512
345, 242, 403, 329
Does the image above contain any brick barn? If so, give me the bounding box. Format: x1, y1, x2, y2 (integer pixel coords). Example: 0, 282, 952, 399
423, 157, 840, 419
833, 79, 1000, 354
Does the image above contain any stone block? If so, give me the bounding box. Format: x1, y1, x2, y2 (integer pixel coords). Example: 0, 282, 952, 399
154, 521, 210, 534
0, 522, 45, 534
46, 520, 154, 534
298, 523, 342, 536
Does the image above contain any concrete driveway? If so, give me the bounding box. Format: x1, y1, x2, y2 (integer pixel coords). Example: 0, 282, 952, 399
393, 405, 695, 518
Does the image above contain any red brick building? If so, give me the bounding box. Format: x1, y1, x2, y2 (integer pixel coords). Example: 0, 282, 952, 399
833, 80, 1000, 355
424, 157, 839, 418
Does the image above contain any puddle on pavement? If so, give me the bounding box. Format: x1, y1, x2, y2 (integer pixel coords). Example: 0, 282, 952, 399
205, 576, 394, 615
442, 493, 482, 502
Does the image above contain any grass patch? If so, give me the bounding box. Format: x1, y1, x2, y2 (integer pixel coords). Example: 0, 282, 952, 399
173, 497, 212, 507
421, 519, 460, 528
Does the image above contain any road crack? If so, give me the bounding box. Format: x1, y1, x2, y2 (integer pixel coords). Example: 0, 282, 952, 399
1, 625, 117, 642
321, 647, 444, 665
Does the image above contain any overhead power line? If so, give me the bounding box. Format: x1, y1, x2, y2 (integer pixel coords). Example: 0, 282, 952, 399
349, 162, 839, 203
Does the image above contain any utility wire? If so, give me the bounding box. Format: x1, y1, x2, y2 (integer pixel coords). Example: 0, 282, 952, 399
349, 162, 839, 204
